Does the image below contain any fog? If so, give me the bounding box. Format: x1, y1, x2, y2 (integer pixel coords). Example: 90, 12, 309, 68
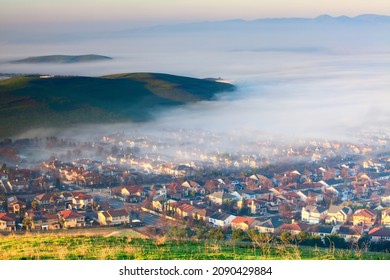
1, 16, 389, 149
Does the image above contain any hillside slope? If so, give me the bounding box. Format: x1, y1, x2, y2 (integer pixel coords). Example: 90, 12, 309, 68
10, 54, 112, 64
0, 73, 235, 138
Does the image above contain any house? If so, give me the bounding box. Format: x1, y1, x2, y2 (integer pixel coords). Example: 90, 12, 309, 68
181, 180, 204, 195
208, 211, 236, 229
336, 186, 355, 202
381, 208, 390, 228
58, 210, 85, 228
352, 209, 377, 228
166, 183, 189, 199
152, 197, 176, 213
283, 191, 300, 204
191, 207, 207, 221
176, 203, 195, 218
98, 209, 130, 226
231, 216, 260, 231
255, 217, 284, 234
120, 186, 146, 202
71, 192, 93, 210
207, 191, 237, 205
381, 191, 390, 205
61, 192, 74, 205
301, 205, 328, 224
279, 221, 311, 235
42, 214, 61, 230
297, 189, 324, 203
231, 190, 258, 200
175, 203, 207, 221
307, 225, 336, 239
336, 225, 364, 242
7, 196, 26, 214
368, 227, 390, 243
325, 205, 353, 225
28, 212, 61, 231
34, 193, 53, 206
245, 199, 268, 215
0, 212, 16, 231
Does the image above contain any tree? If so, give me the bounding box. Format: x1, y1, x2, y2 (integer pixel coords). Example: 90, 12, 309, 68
296, 231, 309, 244
280, 231, 293, 244
22, 217, 33, 231
206, 227, 225, 241
31, 199, 39, 210
195, 227, 208, 240
247, 229, 274, 256
231, 229, 247, 241
324, 234, 348, 249
167, 226, 193, 240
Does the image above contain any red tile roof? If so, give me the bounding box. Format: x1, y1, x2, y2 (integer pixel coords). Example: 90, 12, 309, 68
353, 209, 376, 218
232, 216, 255, 226
178, 203, 195, 213
58, 210, 83, 219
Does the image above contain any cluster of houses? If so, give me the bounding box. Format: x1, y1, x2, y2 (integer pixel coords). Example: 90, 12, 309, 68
1, 133, 390, 247
147, 170, 390, 244
0, 190, 131, 232
1, 164, 390, 245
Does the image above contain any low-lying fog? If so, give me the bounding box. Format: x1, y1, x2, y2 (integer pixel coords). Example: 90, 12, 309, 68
1, 17, 389, 147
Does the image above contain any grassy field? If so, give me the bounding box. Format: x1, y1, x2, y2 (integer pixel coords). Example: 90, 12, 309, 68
0, 230, 389, 260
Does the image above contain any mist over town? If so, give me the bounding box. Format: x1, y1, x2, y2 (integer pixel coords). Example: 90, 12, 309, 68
1, 3, 390, 261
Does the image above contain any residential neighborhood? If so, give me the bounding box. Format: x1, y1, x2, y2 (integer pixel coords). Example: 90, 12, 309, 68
1, 130, 390, 251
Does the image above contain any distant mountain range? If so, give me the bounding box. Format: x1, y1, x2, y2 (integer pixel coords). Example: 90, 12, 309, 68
10, 54, 112, 64
0, 73, 235, 138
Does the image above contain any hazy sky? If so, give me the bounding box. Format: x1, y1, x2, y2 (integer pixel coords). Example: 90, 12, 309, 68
1, 0, 390, 28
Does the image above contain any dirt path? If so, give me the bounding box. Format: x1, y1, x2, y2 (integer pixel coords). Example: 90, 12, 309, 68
105, 231, 119, 237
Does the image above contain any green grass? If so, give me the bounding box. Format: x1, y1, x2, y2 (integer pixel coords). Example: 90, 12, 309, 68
0, 73, 235, 138
0, 233, 388, 260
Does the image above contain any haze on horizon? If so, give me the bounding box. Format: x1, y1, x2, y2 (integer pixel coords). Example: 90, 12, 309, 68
1, 0, 390, 31
0, 1, 389, 153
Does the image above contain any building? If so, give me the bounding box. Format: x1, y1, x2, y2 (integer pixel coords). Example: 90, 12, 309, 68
98, 209, 130, 226
208, 211, 236, 228
368, 227, 390, 243
207, 191, 237, 205
352, 209, 377, 229
58, 210, 85, 228
0, 213, 16, 231
301, 205, 327, 224
231, 216, 260, 231
325, 205, 352, 225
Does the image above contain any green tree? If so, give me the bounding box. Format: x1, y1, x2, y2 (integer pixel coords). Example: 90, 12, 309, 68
31, 199, 39, 210
324, 234, 348, 249
280, 231, 293, 244
231, 228, 247, 241
206, 227, 225, 240
22, 217, 33, 231
296, 231, 309, 244
247, 229, 274, 256
195, 227, 208, 240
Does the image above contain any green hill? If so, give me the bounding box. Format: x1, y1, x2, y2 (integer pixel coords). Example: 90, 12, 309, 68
0, 73, 235, 138
10, 54, 112, 64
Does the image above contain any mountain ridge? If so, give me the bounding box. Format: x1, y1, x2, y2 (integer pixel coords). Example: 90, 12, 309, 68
0, 73, 235, 139
10, 54, 112, 64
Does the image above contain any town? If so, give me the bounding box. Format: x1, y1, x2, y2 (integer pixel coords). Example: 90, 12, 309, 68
1, 128, 390, 251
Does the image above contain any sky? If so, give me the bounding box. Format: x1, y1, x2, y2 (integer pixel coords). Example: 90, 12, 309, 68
1, 0, 390, 29
0, 0, 389, 146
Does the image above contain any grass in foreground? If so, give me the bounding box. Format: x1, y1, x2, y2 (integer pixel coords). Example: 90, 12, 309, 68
0, 233, 389, 260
